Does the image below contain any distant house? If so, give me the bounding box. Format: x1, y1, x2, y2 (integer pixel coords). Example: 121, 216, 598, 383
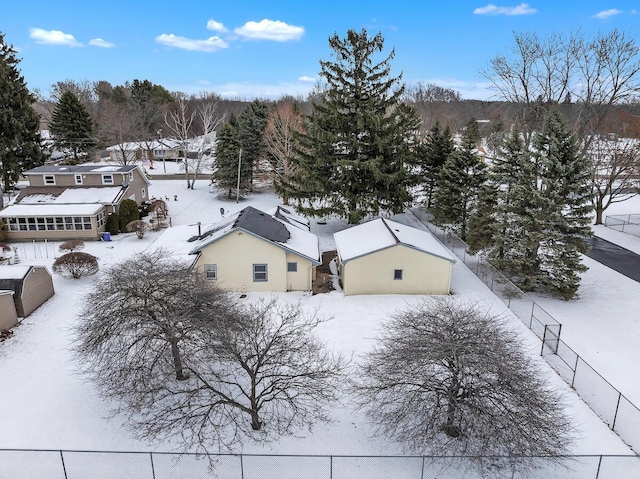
0, 164, 150, 241
333, 218, 456, 296
0, 265, 55, 317
106, 139, 183, 164
106, 134, 216, 165
190, 206, 320, 292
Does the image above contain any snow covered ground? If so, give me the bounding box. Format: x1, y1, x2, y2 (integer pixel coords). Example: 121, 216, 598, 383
0, 175, 637, 460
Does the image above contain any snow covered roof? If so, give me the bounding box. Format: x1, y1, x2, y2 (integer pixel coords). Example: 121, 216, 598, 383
0, 204, 104, 217
0, 266, 32, 280
190, 206, 320, 264
16, 186, 125, 205
267, 205, 311, 231
334, 218, 456, 264
24, 164, 138, 174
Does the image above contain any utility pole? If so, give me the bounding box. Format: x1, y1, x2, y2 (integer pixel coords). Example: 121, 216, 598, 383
236, 148, 242, 203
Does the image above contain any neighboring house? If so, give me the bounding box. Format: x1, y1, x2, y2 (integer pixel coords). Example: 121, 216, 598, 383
0, 164, 150, 241
190, 206, 320, 292
333, 218, 456, 296
0, 290, 18, 330
106, 134, 216, 165
106, 139, 183, 164
0, 265, 55, 317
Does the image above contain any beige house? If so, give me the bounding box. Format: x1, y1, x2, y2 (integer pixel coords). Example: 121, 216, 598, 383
0, 290, 18, 330
1, 164, 150, 241
334, 218, 456, 296
0, 265, 55, 317
190, 206, 320, 292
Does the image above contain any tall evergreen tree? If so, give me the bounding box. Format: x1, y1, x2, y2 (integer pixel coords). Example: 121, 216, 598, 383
532, 110, 592, 299
290, 29, 421, 224
0, 32, 45, 191
432, 118, 486, 240
211, 115, 251, 199
419, 121, 454, 209
478, 113, 592, 299
239, 99, 271, 187
485, 128, 544, 288
50, 90, 96, 164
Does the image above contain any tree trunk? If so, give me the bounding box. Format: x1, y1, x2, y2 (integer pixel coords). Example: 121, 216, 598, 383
250, 410, 262, 430
169, 335, 187, 380
444, 376, 461, 438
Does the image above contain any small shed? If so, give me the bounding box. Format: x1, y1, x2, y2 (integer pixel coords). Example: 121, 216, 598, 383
0, 290, 18, 330
334, 218, 456, 296
0, 266, 55, 317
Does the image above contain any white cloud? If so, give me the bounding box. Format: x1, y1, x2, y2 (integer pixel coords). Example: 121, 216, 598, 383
206, 19, 228, 33
155, 34, 228, 52
298, 75, 315, 83
473, 3, 537, 15
29, 28, 82, 47
89, 38, 115, 48
593, 9, 623, 19
234, 19, 304, 41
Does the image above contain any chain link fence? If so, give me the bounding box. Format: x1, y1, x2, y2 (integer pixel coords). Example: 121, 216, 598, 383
604, 214, 640, 237
1, 449, 640, 479
410, 208, 640, 452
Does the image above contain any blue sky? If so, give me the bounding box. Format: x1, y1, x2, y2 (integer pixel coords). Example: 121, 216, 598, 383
3, 1, 638, 100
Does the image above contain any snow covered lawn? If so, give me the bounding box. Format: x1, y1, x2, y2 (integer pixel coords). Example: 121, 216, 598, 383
0, 178, 634, 457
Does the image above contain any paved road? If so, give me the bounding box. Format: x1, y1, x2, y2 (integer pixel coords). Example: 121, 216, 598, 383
585, 236, 640, 283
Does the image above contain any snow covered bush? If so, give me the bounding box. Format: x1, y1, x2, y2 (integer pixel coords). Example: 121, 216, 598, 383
52, 252, 99, 279
126, 220, 148, 239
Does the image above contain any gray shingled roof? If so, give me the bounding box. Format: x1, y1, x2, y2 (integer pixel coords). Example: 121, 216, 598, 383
234, 206, 290, 242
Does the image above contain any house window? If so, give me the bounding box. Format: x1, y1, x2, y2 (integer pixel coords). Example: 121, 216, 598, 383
154, 149, 167, 158
253, 264, 268, 282
102, 174, 114, 185
96, 211, 106, 228
394, 269, 403, 280
204, 264, 217, 280
74, 174, 83, 185
141, 188, 146, 199
129, 171, 134, 182
287, 262, 298, 272
44, 175, 55, 185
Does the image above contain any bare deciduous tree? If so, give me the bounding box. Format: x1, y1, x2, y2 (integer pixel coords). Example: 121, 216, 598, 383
74, 254, 344, 452
353, 297, 573, 473
126, 219, 149, 239
74, 249, 232, 386
261, 99, 305, 205
140, 298, 347, 451
482, 29, 640, 148
590, 135, 640, 224
192, 92, 226, 189
52, 252, 99, 279
97, 99, 141, 165
164, 95, 196, 189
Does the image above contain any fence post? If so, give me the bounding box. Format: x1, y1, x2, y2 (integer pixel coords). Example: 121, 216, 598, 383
150, 452, 156, 479
571, 355, 579, 388
240, 454, 245, 479
540, 325, 547, 356
611, 392, 623, 431
421, 456, 425, 479
529, 302, 535, 329
59, 450, 68, 479
330, 455, 333, 479
595, 455, 603, 479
